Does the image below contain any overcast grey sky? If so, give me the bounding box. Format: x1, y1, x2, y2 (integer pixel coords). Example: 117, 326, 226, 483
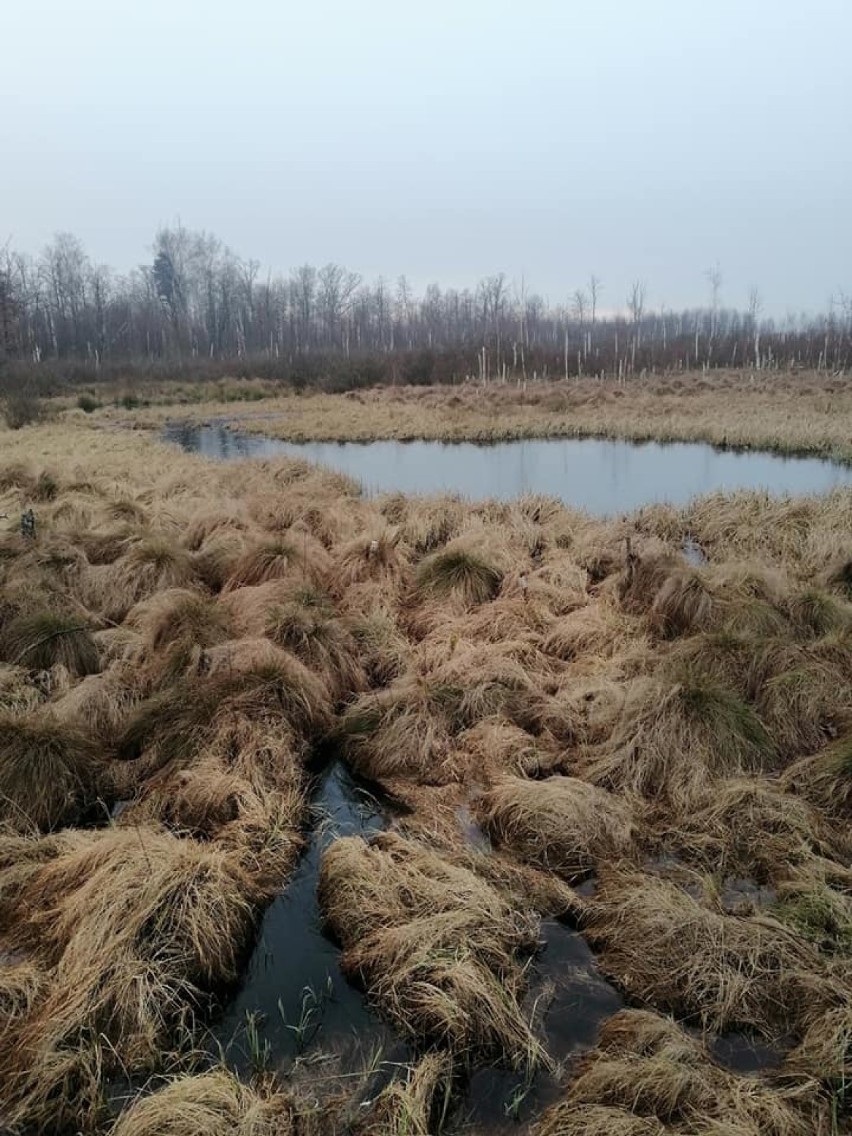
4, 0, 851, 314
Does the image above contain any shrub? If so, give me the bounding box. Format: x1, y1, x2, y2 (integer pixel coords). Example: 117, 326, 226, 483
76, 394, 101, 413
3, 393, 43, 429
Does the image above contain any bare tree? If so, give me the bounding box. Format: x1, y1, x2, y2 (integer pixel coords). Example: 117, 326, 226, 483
627, 280, 646, 372
706, 262, 723, 341
747, 287, 762, 369
588, 275, 601, 326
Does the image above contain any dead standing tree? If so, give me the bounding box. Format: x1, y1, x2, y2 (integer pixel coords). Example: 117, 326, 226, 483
627, 280, 646, 378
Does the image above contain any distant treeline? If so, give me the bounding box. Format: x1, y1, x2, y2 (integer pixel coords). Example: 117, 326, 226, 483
1, 226, 851, 393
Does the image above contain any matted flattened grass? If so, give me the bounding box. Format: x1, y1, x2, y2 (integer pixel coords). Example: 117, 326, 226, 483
535, 1009, 830, 1136
477, 775, 636, 881
111, 1069, 298, 1136
319, 833, 541, 1068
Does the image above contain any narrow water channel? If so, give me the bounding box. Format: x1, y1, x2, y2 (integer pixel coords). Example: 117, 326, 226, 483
163, 422, 852, 516
212, 761, 406, 1075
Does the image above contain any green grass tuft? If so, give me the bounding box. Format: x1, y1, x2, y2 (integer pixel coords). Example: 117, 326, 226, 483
416, 546, 503, 605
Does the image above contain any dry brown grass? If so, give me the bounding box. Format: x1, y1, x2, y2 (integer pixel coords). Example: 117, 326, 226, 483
782, 734, 852, 820
583, 870, 841, 1039
0, 824, 283, 1131
582, 673, 777, 809
319, 832, 541, 1067
105, 371, 852, 463
477, 775, 636, 881
535, 1009, 832, 1136
111, 1068, 298, 1136
354, 1051, 453, 1136
0, 711, 103, 831
1, 417, 851, 1133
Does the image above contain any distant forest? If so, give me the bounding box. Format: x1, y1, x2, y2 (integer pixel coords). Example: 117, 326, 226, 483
1, 226, 851, 390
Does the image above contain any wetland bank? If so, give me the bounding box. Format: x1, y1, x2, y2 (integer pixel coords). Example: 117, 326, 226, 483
1, 408, 851, 1135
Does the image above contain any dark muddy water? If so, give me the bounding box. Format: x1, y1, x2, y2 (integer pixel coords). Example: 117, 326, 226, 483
464, 920, 624, 1132
213, 761, 406, 1075
164, 422, 852, 516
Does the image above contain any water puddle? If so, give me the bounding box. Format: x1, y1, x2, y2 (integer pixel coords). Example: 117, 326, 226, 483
462, 919, 623, 1131
456, 804, 492, 853
708, 1030, 785, 1074
211, 761, 408, 1076
719, 877, 776, 915
162, 423, 852, 517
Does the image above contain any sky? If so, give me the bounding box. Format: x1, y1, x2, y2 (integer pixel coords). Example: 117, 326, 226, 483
3, 0, 851, 315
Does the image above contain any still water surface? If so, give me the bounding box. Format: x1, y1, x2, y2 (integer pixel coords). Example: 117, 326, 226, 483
164, 422, 852, 515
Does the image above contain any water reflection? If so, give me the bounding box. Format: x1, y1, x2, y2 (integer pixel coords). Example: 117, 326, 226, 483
164, 423, 852, 516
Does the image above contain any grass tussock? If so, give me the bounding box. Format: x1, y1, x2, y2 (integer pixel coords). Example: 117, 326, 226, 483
0, 610, 100, 675
535, 1009, 831, 1136
0, 826, 279, 1131
112, 1069, 297, 1136
416, 541, 504, 606
2, 417, 852, 1132
0, 712, 102, 831
477, 775, 635, 881
82, 537, 197, 621
584, 674, 776, 807
338, 680, 457, 784
0, 663, 44, 714
661, 776, 849, 883
116, 649, 331, 779
265, 591, 366, 701
782, 734, 852, 819
333, 529, 410, 591
224, 533, 329, 590
584, 870, 834, 1038
319, 833, 541, 1067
